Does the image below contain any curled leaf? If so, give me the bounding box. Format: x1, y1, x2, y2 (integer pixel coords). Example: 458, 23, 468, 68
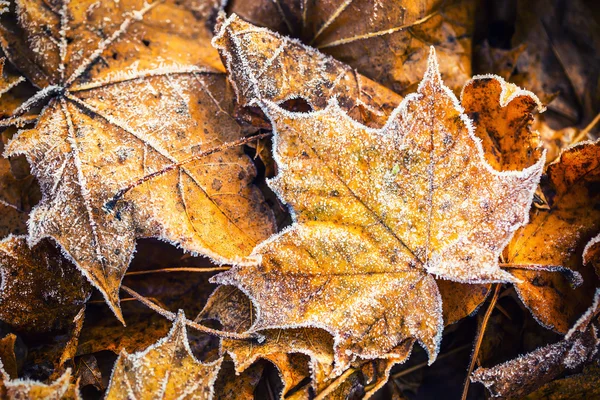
213, 14, 402, 127
472, 289, 600, 398
507, 140, 600, 333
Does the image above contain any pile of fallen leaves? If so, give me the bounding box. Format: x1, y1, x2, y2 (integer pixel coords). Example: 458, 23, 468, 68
0, 0, 598, 399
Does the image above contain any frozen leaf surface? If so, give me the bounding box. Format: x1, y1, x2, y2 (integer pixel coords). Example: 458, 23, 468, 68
0, 363, 80, 400
213, 361, 263, 400
583, 234, 600, 279
506, 140, 600, 333
0, 235, 91, 332
1, 0, 275, 320
105, 310, 222, 400
461, 76, 544, 171
0, 334, 16, 380
472, 289, 600, 398
213, 49, 545, 367
228, 0, 475, 94
213, 14, 402, 127
200, 285, 335, 395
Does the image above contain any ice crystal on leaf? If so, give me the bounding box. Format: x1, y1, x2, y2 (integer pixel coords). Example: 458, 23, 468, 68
0, 0, 275, 321
505, 139, 600, 333
227, 0, 476, 95
213, 48, 545, 368
105, 310, 222, 400
0, 361, 80, 400
472, 289, 600, 398
200, 285, 337, 396
213, 14, 402, 127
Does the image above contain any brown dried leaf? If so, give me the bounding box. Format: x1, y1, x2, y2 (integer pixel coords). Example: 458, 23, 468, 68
583, 234, 600, 279
533, 115, 580, 165
213, 50, 544, 368
0, 334, 17, 380
472, 289, 600, 398
213, 361, 264, 400
437, 280, 490, 326
200, 285, 335, 395
228, 0, 475, 95
105, 310, 222, 400
0, 364, 80, 400
214, 14, 403, 128
511, 0, 600, 123
506, 140, 600, 333
74, 355, 104, 392
0, 57, 26, 119
0, 235, 91, 332
524, 364, 600, 400
462, 76, 544, 171
473, 42, 526, 81
1, 0, 275, 320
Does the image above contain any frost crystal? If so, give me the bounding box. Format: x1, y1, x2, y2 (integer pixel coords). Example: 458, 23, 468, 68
214, 48, 544, 368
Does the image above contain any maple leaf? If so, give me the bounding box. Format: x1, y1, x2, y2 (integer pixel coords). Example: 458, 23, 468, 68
213, 14, 403, 128
505, 140, 600, 333
227, 0, 475, 95
217, 16, 534, 328
0, 362, 80, 400
471, 288, 600, 398
0, 0, 276, 320
0, 235, 91, 332
105, 310, 222, 400
213, 48, 545, 367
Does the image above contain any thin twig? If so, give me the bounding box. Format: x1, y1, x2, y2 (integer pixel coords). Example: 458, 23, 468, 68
104, 133, 272, 212
121, 285, 258, 341
461, 283, 501, 400
124, 266, 230, 276
499, 263, 582, 287
314, 367, 357, 400
572, 111, 600, 144
391, 343, 471, 379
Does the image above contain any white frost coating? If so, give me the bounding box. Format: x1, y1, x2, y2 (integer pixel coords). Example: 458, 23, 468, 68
461, 74, 545, 113
0, 359, 77, 398
213, 46, 546, 371
69, 64, 215, 92
64, 1, 159, 86
583, 233, 600, 266
566, 289, 600, 340
105, 310, 223, 399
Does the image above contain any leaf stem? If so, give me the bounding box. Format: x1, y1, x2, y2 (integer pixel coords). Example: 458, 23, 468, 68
499, 263, 582, 287
572, 111, 600, 144
314, 367, 357, 400
104, 132, 272, 212
120, 285, 258, 341
124, 266, 230, 276
461, 283, 501, 400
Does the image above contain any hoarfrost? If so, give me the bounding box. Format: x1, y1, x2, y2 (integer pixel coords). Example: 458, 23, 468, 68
105, 310, 223, 400
472, 289, 600, 398
213, 48, 544, 368
0, 0, 276, 321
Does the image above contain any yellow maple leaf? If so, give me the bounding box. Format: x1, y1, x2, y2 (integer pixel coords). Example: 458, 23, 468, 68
213, 48, 545, 367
